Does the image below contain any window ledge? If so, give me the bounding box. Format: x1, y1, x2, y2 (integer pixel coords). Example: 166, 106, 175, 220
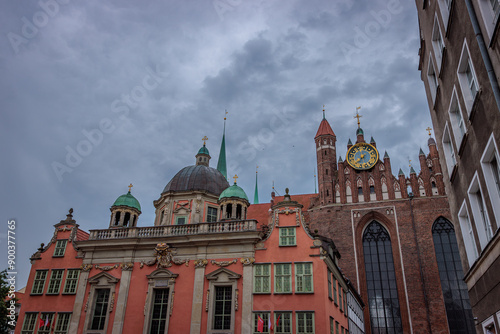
52, 255, 64, 258
253, 292, 272, 295
279, 245, 297, 247
30, 293, 43, 296
469, 89, 482, 122
449, 164, 458, 183
295, 291, 314, 294
273, 292, 293, 295
457, 133, 468, 156
45, 293, 60, 296
438, 48, 448, 78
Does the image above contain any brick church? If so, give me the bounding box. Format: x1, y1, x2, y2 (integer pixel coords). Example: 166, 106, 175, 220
16, 111, 474, 334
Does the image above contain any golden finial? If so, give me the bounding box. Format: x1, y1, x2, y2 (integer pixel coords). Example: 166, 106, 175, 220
408, 158, 412, 168
128, 183, 133, 192
202, 136, 208, 145
256, 165, 259, 174
233, 174, 238, 184
426, 127, 432, 136
354, 107, 362, 128
322, 105, 326, 119
224, 109, 228, 121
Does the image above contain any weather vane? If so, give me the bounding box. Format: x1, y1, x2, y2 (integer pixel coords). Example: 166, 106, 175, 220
426, 127, 432, 136
354, 106, 362, 128
202, 136, 208, 145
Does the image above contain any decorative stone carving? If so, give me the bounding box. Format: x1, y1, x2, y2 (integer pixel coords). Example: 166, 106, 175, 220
120, 263, 134, 271
109, 292, 115, 313
235, 289, 239, 311
95, 264, 119, 271
81, 264, 93, 272
154, 243, 175, 268
211, 259, 237, 267
84, 292, 90, 312
173, 259, 189, 267
240, 258, 255, 266
313, 239, 322, 247
169, 291, 175, 316
194, 259, 208, 268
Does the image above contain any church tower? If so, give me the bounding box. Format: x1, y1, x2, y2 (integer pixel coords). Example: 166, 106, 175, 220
315, 107, 337, 205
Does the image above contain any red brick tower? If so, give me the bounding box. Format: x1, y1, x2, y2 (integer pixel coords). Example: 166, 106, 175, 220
315, 107, 337, 205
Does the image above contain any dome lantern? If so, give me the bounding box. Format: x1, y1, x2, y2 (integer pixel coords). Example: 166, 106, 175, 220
109, 184, 141, 228
218, 175, 250, 220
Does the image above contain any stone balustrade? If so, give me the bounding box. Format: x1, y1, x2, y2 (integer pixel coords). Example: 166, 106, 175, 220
88, 220, 258, 240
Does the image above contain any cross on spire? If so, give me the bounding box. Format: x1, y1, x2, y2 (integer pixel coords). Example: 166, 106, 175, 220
233, 174, 238, 184
128, 183, 133, 192
354, 107, 362, 128
322, 105, 326, 119
202, 136, 208, 145
426, 127, 432, 136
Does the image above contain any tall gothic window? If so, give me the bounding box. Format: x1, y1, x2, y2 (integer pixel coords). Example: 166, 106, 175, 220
432, 217, 475, 333
363, 221, 403, 333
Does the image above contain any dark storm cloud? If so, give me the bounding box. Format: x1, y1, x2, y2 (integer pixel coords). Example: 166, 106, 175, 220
0, 0, 433, 287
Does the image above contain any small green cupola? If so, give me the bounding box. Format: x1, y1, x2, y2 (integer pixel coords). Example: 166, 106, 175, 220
110, 184, 141, 228
196, 136, 211, 167
218, 175, 250, 220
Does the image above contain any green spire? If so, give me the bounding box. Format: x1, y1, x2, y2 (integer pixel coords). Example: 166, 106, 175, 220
410, 166, 416, 174
348, 138, 353, 146
217, 113, 228, 179
384, 151, 389, 159
419, 148, 425, 156
254, 167, 259, 204
370, 136, 376, 144
338, 156, 343, 163
398, 168, 405, 176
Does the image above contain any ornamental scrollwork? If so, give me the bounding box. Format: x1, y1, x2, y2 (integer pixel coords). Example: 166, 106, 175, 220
205, 290, 210, 312
194, 259, 208, 268
235, 289, 239, 311
120, 263, 134, 271
240, 258, 255, 266
80, 264, 93, 272
109, 292, 115, 313
154, 243, 175, 268
173, 259, 189, 267
95, 264, 119, 271
211, 259, 237, 267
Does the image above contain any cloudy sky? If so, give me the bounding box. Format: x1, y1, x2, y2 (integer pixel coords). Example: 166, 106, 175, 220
0, 0, 432, 287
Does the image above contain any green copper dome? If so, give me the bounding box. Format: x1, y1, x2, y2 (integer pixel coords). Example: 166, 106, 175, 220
198, 144, 210, 155
112, 191, 141, 211
219, 183, 249, 201
356, 128, 364, 136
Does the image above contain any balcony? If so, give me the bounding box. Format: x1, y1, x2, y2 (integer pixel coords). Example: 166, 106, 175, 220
88, 220, 258, 240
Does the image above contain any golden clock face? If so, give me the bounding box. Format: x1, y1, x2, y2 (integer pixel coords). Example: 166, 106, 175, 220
346, 143, 379, 170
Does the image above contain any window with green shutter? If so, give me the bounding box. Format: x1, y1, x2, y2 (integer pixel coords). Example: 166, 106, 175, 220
54, 313, 72, 334
297, 312, 315, 334
53, 240, 67, 257
254, 264, 271, 293
275, 312, 292, 334
63, 269, 80, 294
279, 227, 296, 246
274, 263, 291, 293
31, 270, 48, 295
295, 263, 313, 293
47, 269, 64, 294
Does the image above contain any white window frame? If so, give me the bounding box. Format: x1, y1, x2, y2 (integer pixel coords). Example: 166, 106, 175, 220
458, 200, 479, 266
468, 172, 493, 249
457, 40, 479, 115
143, 269, 178, 334
480, 133, 500, 229
83, 272, 119, 334
432, 15, 445, 72
206, 268, 240, 334
478, 0, 500, 40
437, 0, 453, 28
442, 123, 457, 179
448, 87, 467, 150
427, 55, 439, 104
482, 315, 497, 334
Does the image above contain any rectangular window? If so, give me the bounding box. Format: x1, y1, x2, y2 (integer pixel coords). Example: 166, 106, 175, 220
150, 289, 169, 334
253, 312, 270, 334
339, 286, 343, 312
297, 312, 315, 334
207, 207, 218, 223
21, 313, 38, 334
427, 57, 438, 103
333, 278, 338, 305
47, 269, 64, 294
432, 16, 444, 70
481, 135, 500, 228
53, 240, 68, 257
54, 313, 72, 334
459, 202, 478, 266
279, 227, 296, 246
38, 313, 55, 334
330, 317, 334, 334
63, 269, 80, 294
254, 264, 271, 293
457, 41, 479, 114
90, 289, 110, 330
442, 124, 457, 179
213, 286, 232, 330
465, 60, 478, 98
274, 263, 292, 293
448, 89, 466, 149
336, 321, 340, 334
468, 174, 493, 249
341, 326, 345, 334
31, 270, 48, 295
295, 263, 313, 293
275, 312, 292, 334
175, 216, 187, 225
327, 270, 332, 299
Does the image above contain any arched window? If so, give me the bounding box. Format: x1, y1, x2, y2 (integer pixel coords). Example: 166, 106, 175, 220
363, 221, 403, 333
123, 212, 131, 227
114, 212, 121, 226
432, 217, 475, 333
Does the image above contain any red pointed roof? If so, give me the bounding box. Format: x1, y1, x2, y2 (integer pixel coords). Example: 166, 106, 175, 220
315, 118, 335, 138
